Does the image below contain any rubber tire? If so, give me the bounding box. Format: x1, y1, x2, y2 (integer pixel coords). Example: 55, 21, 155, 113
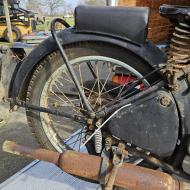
26, 42, 159, 152
4, 26, 22, 42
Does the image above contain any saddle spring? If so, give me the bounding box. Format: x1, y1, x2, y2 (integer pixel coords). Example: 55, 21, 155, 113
168, 22, 190, 65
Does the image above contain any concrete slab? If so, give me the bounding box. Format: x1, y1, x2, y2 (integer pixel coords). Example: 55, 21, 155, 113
0, 107, 38, 183
0, 105, 101, 190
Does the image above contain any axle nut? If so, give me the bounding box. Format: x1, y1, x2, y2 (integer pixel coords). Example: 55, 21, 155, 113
160, 96, 171, 107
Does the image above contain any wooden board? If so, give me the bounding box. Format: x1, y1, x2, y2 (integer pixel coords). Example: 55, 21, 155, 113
118, 0, 190, 43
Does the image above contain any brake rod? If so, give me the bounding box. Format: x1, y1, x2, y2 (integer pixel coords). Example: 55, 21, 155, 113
5, 81, 164, 124
96, 80, 165, 118
95, 66, 165, 116
6, 98, 87, 124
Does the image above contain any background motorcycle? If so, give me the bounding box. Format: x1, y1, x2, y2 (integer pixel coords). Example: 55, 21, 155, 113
3, 4, 190, 185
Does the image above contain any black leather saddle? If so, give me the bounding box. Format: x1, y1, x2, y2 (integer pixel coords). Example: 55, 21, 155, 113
75, 6, 149, 45
160, 4, 190, 22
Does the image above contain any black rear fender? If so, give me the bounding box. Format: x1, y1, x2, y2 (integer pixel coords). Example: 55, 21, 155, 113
10, 28, 167, 99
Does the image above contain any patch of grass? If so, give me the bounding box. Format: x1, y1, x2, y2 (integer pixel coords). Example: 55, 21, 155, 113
0, 41, 11, 46
36, 17, 74, 32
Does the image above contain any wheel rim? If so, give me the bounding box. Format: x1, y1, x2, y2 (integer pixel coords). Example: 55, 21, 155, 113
40, 56, 150, 153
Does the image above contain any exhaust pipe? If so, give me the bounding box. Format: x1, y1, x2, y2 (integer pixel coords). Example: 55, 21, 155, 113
3, 141, 190, 190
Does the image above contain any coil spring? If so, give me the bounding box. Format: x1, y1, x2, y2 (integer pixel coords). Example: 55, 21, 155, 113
168, 22, 190, 64
94, 129, 102, 154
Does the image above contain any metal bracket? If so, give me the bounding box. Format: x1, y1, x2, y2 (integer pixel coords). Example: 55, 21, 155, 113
104, 143, 127, 190
99, 156, 109, 185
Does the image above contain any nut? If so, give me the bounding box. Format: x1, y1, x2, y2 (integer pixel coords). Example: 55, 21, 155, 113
160, 96, 172, 107
88, 125, 94, 131
96, 121, 101, 127
87, 119, 93, 125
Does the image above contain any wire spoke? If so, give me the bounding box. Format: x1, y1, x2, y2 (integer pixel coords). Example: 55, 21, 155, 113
71, 127, 85, 150
101, 83, 125, 95
78, 63, 90, 110
116, 73, 130, 98
64, 128, 86, 143
87, 79, 98, 101
52, 80, 85, 113
82, 86, 99, 95
65, 127, 86, 149
93, 65, 112, 108
51, 88, 77, 110
39, 56, 150, 154
62, 70, 74, 84
48, 96, 79, 106
96, 61, 102, 106
66, 136, 86, 147
78, 130, 83, 152
101, 79, 143, 109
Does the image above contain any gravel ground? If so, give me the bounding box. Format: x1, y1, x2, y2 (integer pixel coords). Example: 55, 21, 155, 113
0, 107, 38, 183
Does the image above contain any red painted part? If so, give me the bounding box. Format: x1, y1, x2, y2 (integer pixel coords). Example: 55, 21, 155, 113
112, 75, 144, 90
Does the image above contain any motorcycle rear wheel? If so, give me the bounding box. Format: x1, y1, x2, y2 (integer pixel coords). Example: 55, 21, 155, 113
26, 42, 158, 153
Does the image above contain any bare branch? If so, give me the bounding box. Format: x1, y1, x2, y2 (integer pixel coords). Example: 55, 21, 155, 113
39, 0, 65, 15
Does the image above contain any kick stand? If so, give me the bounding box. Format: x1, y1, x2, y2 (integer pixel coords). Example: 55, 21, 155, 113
105, 143, 127, 190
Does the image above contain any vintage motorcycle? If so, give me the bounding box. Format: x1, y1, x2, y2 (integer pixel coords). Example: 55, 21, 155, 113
3, 3, 190, 190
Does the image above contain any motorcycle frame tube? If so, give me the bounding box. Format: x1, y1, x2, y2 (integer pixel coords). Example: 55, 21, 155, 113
9, 28, 166, 99
51, 19, 93, 113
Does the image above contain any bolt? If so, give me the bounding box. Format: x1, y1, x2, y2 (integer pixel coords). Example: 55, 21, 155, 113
160, 96, 172, 107
96, 119, 103, 127
52, 102, 59, 108
89, 125, 94, 131
87, 119, 93, 125
96, 121, 102, 127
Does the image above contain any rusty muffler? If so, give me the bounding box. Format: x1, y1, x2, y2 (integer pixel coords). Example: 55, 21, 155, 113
3, 141, 190, 190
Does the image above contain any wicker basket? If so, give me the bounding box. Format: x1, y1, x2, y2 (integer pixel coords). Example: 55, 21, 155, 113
118, 0, 190, 43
